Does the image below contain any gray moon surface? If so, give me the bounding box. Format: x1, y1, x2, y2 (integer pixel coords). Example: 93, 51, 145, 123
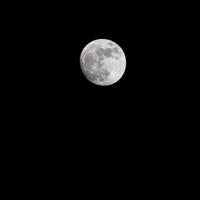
80, 39, 126, 86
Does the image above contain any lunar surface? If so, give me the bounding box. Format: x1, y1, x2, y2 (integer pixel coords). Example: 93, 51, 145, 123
80, 39, 126, 86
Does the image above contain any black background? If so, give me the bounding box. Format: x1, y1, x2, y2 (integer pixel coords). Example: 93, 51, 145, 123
4, 1, 187, 147
2, 1, 189, 194
5, 1, 186, 146
14, 3, 180, 127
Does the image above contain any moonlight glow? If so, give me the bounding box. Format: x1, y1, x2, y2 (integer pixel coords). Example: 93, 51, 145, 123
80, 39, 126, 86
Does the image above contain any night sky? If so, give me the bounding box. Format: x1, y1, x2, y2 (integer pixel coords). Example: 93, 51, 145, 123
3, 1, 187, 194
8, 0, 182, 153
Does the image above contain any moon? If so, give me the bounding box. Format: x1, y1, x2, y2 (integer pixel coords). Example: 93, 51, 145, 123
80, 39, 126, 86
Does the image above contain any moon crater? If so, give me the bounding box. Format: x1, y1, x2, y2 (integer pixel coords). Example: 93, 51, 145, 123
80, 39, 126, 86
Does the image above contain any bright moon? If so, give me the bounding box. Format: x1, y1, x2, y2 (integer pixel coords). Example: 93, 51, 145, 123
80, 39, 126, 86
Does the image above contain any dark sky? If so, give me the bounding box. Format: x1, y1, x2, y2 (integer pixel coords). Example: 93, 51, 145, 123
3, 2, 187, 189
31, 2, 174, 112
8, 1, 183, 145
1, 2, 190, 194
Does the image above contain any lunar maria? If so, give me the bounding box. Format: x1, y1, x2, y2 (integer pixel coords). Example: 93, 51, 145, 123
80, 39, 126, 86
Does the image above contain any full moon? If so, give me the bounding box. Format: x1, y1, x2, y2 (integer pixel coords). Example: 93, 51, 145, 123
80, 39, 126, 86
